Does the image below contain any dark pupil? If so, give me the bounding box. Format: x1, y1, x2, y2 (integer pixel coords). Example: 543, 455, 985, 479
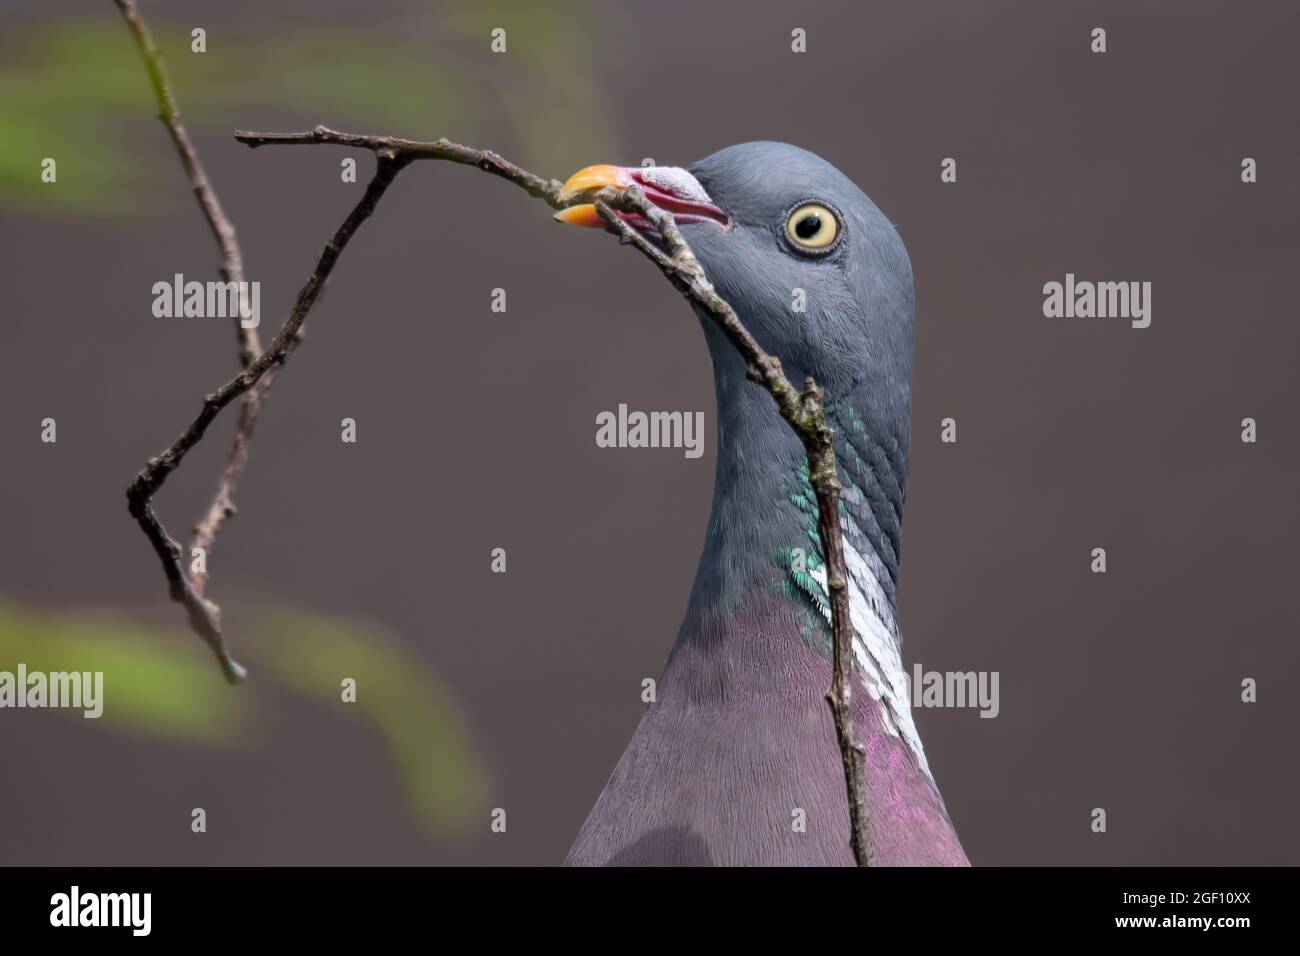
795, 213, 822, 240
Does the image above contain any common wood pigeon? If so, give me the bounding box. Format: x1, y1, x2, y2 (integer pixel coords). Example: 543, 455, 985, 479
556, 143, 968, 866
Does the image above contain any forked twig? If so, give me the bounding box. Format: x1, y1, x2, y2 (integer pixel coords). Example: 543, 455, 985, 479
113, 0, 874, 862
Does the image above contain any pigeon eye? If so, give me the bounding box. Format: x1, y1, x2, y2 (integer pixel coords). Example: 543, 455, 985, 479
784, 202, 840, 253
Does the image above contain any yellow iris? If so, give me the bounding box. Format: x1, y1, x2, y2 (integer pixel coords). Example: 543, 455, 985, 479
785, 203, 839, 250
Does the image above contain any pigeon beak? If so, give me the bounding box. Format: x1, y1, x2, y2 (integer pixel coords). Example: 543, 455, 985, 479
554, 164, 729, 231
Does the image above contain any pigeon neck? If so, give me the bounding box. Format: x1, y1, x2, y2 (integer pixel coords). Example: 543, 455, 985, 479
685, 328, 908, 635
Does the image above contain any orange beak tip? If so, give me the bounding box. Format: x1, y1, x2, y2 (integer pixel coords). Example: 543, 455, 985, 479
553, 203, 605, 228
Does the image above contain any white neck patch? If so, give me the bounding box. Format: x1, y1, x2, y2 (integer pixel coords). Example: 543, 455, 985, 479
806, 513, 932, 782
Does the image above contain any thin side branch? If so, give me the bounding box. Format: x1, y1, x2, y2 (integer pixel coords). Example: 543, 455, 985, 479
234, 126, 568, 209
116, 0, 282, 681
188, 387, 269, 601
113, 0, 260, 364
125, 152, 411, 681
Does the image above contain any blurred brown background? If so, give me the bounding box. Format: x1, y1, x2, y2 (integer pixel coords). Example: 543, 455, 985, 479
0, 0, 1296, 866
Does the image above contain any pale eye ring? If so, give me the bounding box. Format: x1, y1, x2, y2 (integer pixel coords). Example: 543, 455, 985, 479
784, 201, 842, 254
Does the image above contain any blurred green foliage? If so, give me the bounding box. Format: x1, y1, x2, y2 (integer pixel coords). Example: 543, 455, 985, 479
246, 608, 488, 836
0, 602, 243, 742
1, 3, 611, 214
0, 599, 488, 837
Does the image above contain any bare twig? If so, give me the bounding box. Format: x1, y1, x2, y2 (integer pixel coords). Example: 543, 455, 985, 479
593, 191, 874, 866
115, 0, 277, 678
113, 0, 256, 360
190, 128, 565, 608
131, 104, 876, 859
234, 126, 568, 208
188, 390, 268, 601
126, 152, 412, 675
115, 0, 278, 681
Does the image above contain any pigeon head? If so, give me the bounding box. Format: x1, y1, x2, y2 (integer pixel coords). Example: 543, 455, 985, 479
555, 142, 914, 403
557, 143, 916, 610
